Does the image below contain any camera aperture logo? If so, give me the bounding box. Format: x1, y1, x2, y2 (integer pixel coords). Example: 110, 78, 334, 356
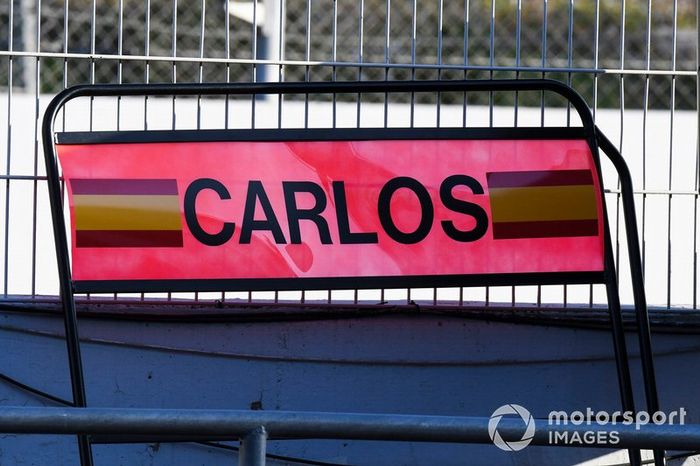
488, 404, 536, 452
489, 404, 687, 451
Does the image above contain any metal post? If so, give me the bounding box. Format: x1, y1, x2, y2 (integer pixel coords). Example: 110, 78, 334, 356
40, 81, 94, 466
596, 129, 664, 466
602, 251, 642, 466
239, 426, 267, 466
593, 129, 641, 466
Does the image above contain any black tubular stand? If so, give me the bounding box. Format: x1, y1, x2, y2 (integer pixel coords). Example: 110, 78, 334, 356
41, 79, 661, 466
597, 129, 664, 466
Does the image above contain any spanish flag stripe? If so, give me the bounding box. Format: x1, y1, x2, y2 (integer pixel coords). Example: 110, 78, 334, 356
486, 169, 599, 240
76, 230, 183, 248
71, 178, 183, 248
486, 169, 593, 188
488, 185, 598, 223
74, 195, 182, 230
71, 178, 178, 195
492, 220, 599, 239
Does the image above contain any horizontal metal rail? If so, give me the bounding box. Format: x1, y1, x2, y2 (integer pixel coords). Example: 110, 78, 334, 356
0, 406, 698, 451
0, 50, 693, 76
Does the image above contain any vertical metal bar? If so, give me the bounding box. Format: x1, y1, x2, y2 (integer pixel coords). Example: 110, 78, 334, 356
299, 0, 310, 303
381, 0, 390, 304
513, 0, 521, 126
144, 0, 151, 131
565, 0, 573, 126
193, 0, 205, 304
251, 0, 257, 128
433, 0, 444, 307
603, 247, 642, 466
279, 0, 285, 304
633, 12, 666, 452
30, 0, 41, 298
596, 132, 642, 466
488, 0, 494, 127
409, 0, 416, 129
277, 0, 284, 114
591, 118, 642, 466
615, 0, 627, 286
383, 0, 390, 128
462, 0, 469, 127
355, 0, 365, 301
667, 0, 678, 310
41, 100, 94, 466
488, 0, 498, 308
116, 0, 123, 129
536, 0, 547, 306
141, 0, 150, 304
278, 0, 285, 303
486, 0, 495, 306
436, 0, 443, 127
597, 130, 664, 466
171, 0, 178, 130
164, 0, 177, 303
303, 0, 310, 128
511, 0, 522, 307
356, 0, 363, 128
139, 0, 150, 301
641, 0, 652, 281
590, 0, 600, 307
224, 0, 230, 130
695, 0, 700, 310
592, 0, 600, 121
331, 0, 338, 129
459, 0, 467, 312
62, 0, 68, 131
196, 0, 205, 130
3, 0, 13, 298
562, 0, 575, 307
540, 0, 547, 127
88, 0, 95, 129
239, 426, 267, 466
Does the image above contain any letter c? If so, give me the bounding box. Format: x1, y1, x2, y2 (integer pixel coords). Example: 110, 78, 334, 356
184, 178, 235, 246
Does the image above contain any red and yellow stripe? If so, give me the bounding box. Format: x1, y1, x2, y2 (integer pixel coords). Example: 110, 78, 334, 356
71, 179, 183, 248
486, 169, 599, 239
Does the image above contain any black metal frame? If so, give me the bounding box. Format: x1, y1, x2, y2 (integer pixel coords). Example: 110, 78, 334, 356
56, 126, 586, 145
41, 79, 661, 466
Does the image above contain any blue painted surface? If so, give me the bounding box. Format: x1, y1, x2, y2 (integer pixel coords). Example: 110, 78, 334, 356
1, 311, 698, 465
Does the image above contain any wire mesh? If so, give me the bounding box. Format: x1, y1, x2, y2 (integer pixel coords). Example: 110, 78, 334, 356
0, 0, 696, 310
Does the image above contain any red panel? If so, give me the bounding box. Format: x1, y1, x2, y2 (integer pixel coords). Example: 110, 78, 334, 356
57, 139, 605, 282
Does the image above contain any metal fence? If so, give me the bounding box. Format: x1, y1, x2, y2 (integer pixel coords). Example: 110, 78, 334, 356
0, 0, 697, 310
